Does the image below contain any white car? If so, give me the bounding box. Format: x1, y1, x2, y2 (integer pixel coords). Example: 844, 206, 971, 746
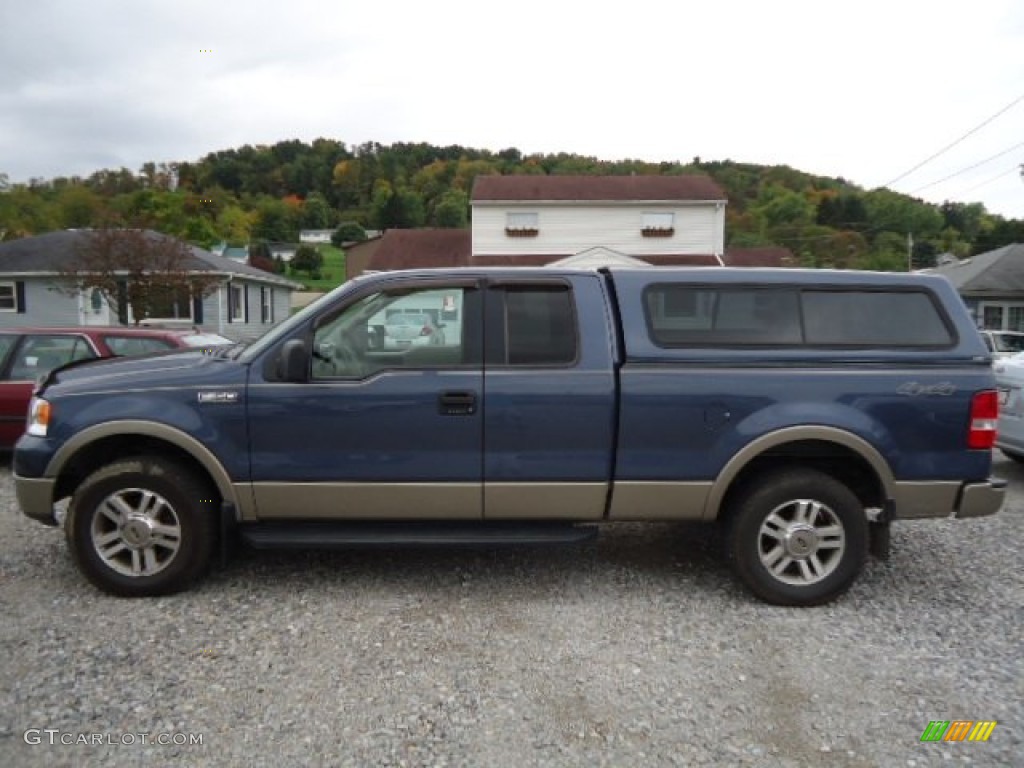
383, 312, 445, 347
994, 352, 1024, 462
980, 330, 1024, 359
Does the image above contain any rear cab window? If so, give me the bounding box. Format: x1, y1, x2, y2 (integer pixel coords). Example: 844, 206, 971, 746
490, 284, 578, 366
644, 284, 955, 348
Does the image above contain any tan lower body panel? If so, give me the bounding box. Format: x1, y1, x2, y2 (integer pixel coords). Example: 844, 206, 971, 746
607, 481, 712, 521
484, 483, 607, 520
891, 481, 960, 519
250, 482, 480, 520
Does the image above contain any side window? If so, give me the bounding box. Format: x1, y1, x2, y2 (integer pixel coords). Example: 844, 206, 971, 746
104, 336, 176, 356
312, 286, 472, 379
802, 290, 953, 346
502, 285, 577, 366
7, 335, 97, 380
645, 286, 801, 345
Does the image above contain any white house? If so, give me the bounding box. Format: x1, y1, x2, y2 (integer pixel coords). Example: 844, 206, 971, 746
353, 175, 788, 276
470, 175, 728, 266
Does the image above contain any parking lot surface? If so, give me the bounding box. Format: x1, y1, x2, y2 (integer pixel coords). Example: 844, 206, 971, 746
1, 457, 1021, 767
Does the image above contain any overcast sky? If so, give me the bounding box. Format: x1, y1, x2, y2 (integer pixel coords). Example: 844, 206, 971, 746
1, 0, 1022, 217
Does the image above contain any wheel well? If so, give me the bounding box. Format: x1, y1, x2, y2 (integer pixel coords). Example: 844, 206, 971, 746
717, 439, 886, 521
54, 435, 222, 504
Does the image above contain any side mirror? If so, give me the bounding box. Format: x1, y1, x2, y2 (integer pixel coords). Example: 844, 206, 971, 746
278, 338, 309, 382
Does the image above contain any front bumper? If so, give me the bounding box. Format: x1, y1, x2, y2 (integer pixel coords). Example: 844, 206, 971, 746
15, 474, 58, 526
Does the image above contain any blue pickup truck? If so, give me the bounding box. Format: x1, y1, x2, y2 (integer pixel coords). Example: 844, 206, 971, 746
14, 267, 1005, 605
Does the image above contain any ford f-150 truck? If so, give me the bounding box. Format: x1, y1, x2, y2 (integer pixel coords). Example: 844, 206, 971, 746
14, 267, 1005, 605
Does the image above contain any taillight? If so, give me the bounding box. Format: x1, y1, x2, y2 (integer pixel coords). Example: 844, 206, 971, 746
968, 390, 998, 449
420, 326, 432, 336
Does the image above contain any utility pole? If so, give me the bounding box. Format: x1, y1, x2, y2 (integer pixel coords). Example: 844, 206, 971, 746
907, 232, 914, 272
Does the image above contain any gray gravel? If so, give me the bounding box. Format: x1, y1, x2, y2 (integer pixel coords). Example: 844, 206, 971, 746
1, 457, 1022, 768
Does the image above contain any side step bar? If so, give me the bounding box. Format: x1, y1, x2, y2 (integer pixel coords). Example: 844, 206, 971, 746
239, 521, 599, 550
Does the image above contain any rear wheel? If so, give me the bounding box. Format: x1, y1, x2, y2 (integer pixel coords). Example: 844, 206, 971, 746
727, 468, 868, 606
1001, 449, 1024, 464
66, 456, 216, 596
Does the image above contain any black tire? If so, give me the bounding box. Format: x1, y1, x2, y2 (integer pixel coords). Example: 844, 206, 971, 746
726, 468, 868, 606
66, 456, 216, 597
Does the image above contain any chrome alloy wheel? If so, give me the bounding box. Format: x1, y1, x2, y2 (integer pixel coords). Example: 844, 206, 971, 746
757, 499, 846, 586
89, 488, 182, 577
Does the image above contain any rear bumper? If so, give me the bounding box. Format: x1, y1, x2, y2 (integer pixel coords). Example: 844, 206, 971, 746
14, 473, 58, 526
956, 478, 1006, 519
891, 478, 1005, 520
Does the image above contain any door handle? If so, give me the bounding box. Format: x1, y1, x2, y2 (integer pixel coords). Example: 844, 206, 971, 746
439, 391, 476, 415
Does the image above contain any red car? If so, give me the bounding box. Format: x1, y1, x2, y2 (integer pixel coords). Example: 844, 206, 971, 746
0, 326, 232, 449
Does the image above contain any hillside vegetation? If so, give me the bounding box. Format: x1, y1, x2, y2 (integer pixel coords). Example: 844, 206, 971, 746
2, 139, 1022, 273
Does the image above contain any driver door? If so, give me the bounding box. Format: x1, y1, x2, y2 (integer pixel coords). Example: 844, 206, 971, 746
246, 280, 484, 520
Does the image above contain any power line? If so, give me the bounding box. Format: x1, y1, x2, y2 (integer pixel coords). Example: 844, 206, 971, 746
882, 91, 1024, 188
909, 141, 1024, 193
956, 164, 1024, 196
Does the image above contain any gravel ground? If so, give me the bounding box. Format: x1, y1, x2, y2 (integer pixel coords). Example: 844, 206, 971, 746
1, 457, 1021, 768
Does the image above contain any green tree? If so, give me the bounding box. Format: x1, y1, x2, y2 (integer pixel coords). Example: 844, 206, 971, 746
750, 184, 815, 234
433, 190, 469, 228
371, 185, 425, 229
290, 244, 323, 278
252, 198, 298, 242
301, 192, 334, 229
331, 222, 367, 246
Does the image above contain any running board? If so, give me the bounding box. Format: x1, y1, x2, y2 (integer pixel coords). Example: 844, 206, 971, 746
239, 521, 599, 550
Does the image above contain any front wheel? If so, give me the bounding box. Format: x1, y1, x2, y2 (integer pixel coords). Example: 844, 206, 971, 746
727, 469, 868, 606
66, 457, 216, 596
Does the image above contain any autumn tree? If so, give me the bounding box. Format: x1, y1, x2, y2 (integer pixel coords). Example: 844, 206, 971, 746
60, 228, 220, 324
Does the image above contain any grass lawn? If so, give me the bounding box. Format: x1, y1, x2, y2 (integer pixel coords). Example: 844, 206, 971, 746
286, 244, 346, 292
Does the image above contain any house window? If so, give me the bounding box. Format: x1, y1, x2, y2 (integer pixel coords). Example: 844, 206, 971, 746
505, 212, 539, 237
983, 305, 1004, 330
0, 282, 24, 312
642, 212, 675, 237
146, 288, 192, 321
1008, 306, 1024, 332
261, 287, 273, 324
229, 284, 245, 322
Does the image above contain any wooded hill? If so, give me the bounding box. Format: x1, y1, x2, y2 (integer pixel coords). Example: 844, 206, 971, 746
2, 139, 1022, 272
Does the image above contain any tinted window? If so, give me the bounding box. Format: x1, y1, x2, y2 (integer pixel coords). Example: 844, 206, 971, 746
802, 290, 953, 346
503, 286, 577, 365
104, 336, 176, 356
646, 286, 801, 345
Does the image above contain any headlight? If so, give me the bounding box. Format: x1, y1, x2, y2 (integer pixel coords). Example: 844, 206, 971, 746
26, 397, 51, 437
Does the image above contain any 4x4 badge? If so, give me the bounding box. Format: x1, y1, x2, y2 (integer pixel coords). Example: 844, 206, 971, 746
897, 382, 956, 397
197, 391, 239, 403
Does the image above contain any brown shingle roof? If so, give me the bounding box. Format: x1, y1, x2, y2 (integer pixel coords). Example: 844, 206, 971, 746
366, 229, 472, 272
471, 175, 726, 203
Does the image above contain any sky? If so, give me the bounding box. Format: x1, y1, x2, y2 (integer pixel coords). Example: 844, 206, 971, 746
1, 0, 1022, 218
